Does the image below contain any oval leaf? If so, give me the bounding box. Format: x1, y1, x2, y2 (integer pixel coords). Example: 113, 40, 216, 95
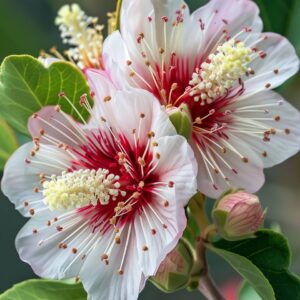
0, 55, 92, 135
0, 279, 87, 300
207, 244, 275, 300
0, 118, 18, 170
212, 230, 300, 300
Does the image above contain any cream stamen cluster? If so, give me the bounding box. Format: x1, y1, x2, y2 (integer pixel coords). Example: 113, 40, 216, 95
55, 4, 104, 68
189, 39, 252, 105
43, 169, 121, 210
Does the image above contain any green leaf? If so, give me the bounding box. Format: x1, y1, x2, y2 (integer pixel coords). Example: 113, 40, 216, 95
207, 244, 275, 300
0, 118, 18, 170
212, 230, 300, 300
0, 279, 87, 300
0, 55, 92, 135
254, 0, 294, 34
239, 282, 262, 300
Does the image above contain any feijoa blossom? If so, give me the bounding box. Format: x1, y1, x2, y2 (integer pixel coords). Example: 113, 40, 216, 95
1, 71, 197, 300
213, 191, 265, 241
55, 4, 105, 69
103, 0, 300, 197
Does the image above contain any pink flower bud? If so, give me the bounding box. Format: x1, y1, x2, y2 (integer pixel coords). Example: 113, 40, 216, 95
213, 191, 265, 241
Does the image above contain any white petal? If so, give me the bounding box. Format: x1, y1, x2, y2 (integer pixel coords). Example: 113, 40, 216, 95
192, 132, 265, 198
80, 225, 143, 300
28, 106, 86, 148
16, 209, 92, 279
100, 88, 176, 147
229, 90, 300, 167
134, 188, 186, 276
154, 135, 197, 205
1, 142, 72, 216
245, 33, 299, 93
102, 32, 132, 90
191, 0, 262, 56
85, 69, 118, 127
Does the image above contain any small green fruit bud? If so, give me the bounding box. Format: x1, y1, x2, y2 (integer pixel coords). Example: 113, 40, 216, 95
151, 240, 193, 292
213, 191, 265, 241
168, 104, 192, 140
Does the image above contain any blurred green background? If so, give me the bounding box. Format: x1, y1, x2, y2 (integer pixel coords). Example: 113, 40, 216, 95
0, 0, 300, 299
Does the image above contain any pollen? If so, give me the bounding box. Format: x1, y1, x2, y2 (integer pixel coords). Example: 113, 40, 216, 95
189, 39, 252, 105
42, 169, 121, 210
55, 4, 104, 69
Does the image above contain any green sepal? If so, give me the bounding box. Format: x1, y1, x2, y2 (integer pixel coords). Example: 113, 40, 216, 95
150, 240, 194, 292
169, 104, 192, 140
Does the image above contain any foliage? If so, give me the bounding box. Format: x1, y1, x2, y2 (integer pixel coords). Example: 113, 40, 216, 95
0, 119, 18, 170
0, 55, 92, 135
210, 230, 300, 300
0, 279, 87, 300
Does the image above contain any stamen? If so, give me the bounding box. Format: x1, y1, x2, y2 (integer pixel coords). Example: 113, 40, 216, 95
43, 169, 121, 210
189, 39, 252, 104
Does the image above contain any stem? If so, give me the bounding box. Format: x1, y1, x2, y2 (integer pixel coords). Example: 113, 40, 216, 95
197, 239, 226, 300
198, 275, 226, 300
115, 0, 123, 30
189, 192, 210, 231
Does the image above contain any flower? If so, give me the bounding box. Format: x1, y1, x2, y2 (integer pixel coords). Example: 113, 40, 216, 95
102, 0, 300, 198
55, 4, 105, 69
1, 71, 197, 300
212, 191, 265, 240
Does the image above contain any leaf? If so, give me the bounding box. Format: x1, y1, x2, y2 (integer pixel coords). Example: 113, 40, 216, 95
239, 282, 262, 300
286, 1, 300, 56
186, 0, 208, 12
0, 279, 87, 300
254, 0, 294, 34
212, 230, 300, 300
207, 244, 275, 300
0, 55, 92, 135
0, 118, 18, 170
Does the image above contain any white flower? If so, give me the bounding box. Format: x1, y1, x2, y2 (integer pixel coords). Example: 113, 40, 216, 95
102, 0, 300, 198
55, 4, 104, 69
1, 72, 197, 300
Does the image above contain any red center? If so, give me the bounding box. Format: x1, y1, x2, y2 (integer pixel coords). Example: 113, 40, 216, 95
69, 129, 159, 233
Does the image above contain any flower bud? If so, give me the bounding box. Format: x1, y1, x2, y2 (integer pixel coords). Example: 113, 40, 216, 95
212, 191, 265, 241
151, 240, 194, 292
168, 104, 192, 140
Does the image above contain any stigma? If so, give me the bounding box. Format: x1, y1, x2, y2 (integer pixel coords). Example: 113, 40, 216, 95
43, 169, 121, 210
189, 39, 252, 105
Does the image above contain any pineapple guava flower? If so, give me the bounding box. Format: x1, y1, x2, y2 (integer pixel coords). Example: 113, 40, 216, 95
213, 191, 265, 241
55, 4, 104, 69
102, 0, 300, 198
1, 72, 197, 300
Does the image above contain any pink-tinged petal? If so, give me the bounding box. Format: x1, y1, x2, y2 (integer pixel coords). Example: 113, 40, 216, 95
79, 225, 143, 300
229, 90, 300, 168
85, 69, 118, 125
16, 209, 90, 279
150, 0, 190, 49
99, 88, 176, 148
246, 35, 297, 89
134, 188, 186, 276
154, 135, 197, 206
245, 33, 299, 93
191, 0, 262, 54
1, 143, 72, 217
28, 106, 85, 148
192, 132, 265, 198
102, 32, 132, 90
